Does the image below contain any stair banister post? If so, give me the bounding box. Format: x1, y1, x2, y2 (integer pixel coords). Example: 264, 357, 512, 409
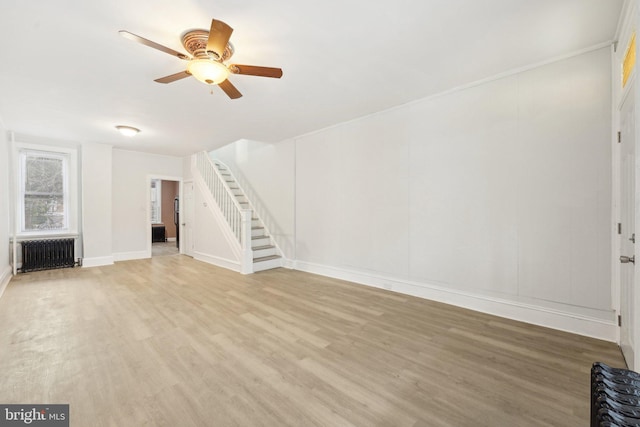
240, 209, 253, 274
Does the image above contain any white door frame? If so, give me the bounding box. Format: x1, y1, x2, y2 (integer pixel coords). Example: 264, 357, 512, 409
633, 74, 640, 370
618, 78, 636, 368
182, 180, 195, 257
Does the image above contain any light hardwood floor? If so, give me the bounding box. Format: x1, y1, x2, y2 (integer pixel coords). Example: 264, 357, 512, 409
0, 256, 625, 426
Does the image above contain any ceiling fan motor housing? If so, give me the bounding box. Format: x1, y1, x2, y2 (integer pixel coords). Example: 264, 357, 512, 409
181, 29, 234, 61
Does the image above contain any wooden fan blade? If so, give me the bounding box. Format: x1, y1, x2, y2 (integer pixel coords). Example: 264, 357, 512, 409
119, 30, 191, 60
229, 64, 283, 78
219, 79, 242, 99
154, 71, 191, 84
207, 19, 233, 60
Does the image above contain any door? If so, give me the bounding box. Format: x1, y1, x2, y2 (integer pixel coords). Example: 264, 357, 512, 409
620, 81, 636, 369
183, 181, 195, 257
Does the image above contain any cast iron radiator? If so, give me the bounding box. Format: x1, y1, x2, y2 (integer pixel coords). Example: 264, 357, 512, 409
591, 361, 640, 426
20, 239, 76, 273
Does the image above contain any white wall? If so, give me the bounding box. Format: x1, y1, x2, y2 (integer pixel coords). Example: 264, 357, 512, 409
212, 47, 615, 340
0, 126, 11, 295
81, 142, 113, 267
112, 149, 183, 260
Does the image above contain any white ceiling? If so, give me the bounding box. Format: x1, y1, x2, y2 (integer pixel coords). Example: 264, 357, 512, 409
0, 0, 624, 157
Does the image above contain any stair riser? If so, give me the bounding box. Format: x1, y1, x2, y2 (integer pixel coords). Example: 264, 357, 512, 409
251, 228, 265, 237
253, 247, 278, 258
253, 258, 283, 272
251, 237, 271, 247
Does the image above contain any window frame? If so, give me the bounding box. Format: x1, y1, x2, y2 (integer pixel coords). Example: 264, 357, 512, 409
14, 143, 78, 238
150, 178, 162, 224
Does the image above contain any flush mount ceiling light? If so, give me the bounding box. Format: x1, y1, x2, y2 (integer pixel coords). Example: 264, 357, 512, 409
115, 125, 140, 137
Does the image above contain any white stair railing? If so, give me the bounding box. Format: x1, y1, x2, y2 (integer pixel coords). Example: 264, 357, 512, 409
195, 151, 253, 274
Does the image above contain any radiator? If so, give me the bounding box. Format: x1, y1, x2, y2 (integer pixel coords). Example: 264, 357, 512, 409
20, 239, 76, 273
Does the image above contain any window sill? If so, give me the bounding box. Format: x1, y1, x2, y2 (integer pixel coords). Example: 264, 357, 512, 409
10, 233, 79, 243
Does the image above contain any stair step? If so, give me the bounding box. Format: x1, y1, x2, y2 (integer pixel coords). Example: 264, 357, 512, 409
253, 255, 281, 263
252, 235, 270, 246
253, 244, 275, 251
252, 244, 277, 258
252, 255, 283, 272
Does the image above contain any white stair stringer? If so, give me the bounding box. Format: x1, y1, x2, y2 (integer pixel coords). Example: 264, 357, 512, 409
212, 160, 284, 273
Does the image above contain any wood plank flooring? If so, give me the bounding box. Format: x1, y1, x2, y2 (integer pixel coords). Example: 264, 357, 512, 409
0, 256, 625, 426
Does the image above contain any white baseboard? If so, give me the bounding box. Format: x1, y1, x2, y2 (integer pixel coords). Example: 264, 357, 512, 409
167, 237, 176, 242
82, 256, 115, 268
193, 251, 241, 273
0, 265, 12, 300
113, 251, 149, 262
282, 258, 295, 269
293, 260, 617, 342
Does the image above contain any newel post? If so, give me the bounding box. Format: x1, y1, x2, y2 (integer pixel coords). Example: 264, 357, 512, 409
240, 209, 253, 274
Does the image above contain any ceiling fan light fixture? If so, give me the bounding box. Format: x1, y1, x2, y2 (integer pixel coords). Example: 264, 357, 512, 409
116, 125, 140, 137
187, 59, 229, 85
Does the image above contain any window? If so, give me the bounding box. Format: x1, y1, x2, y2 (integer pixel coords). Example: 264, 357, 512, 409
15, 143, 77, 236
19, 150, 69, 232
150, 179, 162, 223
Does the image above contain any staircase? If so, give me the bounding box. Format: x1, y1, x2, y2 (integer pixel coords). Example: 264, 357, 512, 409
193, 151, 283, 273
214, 162, 283, 272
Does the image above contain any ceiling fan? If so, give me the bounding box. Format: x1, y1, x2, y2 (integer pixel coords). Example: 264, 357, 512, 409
119, 19, 283, 99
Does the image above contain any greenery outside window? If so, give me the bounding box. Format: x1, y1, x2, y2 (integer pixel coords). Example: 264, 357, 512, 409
19, 150, 70, 232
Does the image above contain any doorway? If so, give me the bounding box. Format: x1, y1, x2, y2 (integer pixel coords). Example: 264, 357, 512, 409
148, 176, 182, 258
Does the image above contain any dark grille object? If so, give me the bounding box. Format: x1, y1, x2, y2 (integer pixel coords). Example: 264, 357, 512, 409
592, 362, 640, 426
152, 225, 166, 243
20, 239, 75, 273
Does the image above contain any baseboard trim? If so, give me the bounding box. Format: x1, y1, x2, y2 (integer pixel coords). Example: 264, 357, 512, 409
0, 265, 12, 300
113, 251, 149, 262
193, 251, 241, 273
293, 260, 617, 342
282, 258, 295, 269
167, 237, 176, 242
82, 256, 115, 268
